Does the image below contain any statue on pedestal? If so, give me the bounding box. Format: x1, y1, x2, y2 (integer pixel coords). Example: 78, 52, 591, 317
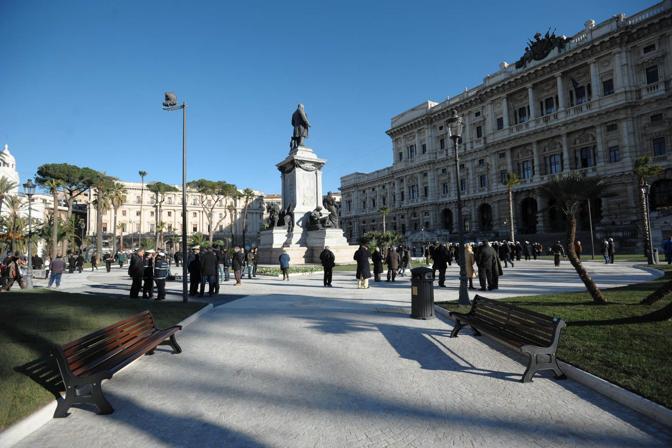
307, 206, 332, 230
286, 205, 295, 233
322, 191, 339, 229
290, 104, 310, 151
266, 203, 280, 228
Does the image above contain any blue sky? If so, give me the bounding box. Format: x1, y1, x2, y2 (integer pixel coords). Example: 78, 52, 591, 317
1, 0, 653, 194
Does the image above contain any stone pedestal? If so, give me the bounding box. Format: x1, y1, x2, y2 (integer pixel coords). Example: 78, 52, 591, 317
259, 145, 357, 265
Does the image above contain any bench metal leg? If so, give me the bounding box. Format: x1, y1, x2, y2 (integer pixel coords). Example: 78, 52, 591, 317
472, 327, 482, 337
160, 334, 182, 354
450, 320, 464, 338
521, 351, 565, 383
54, 381, 114, 417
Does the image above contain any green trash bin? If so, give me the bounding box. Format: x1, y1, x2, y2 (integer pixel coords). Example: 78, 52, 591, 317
411, 266, 434, 319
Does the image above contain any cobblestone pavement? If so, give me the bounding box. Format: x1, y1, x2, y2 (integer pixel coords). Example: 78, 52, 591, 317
17, 261, 671, 447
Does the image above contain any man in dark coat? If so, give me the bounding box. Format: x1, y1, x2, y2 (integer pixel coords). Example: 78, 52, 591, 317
385, 247, 400, 282
199, 247, 218, 296
76, 253, 84, 273
142, 251, 155, 298
188, 248, 201, 295
433, 243, 449, 287
291, 104, 310, 149
128, 248, 145, 298
477, 241, 497, 291
232, 246, 245, 286
552, 241, 565, 267
320, 247, 335, 287
68, 252, 76, 273
371, 248, 384, 282
523, 241, 532, 261
353, 244, 372, 289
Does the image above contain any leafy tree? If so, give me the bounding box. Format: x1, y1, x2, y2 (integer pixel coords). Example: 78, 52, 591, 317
541, 173, 606, 304
190, 232, 207, 247
503, 172, 520, 242
239, 188, 256, 249
362, 230, 402, 253
35, 163, 96, 255
633, 156, 663, 264
187, 179, 238, 243
147, 182, 179, 248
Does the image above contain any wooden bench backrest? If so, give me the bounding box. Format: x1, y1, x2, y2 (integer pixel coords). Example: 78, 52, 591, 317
60, 311, 157, 377
471, 295, 561, 347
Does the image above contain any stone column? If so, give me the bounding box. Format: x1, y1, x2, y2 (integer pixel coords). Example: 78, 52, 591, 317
612, 51, 622, 91
561, 133, 571, 171
620, 117, 636, 165
427, 168, 436, 201
528, 85, 537, 120
502, 96, 510, 128
415, 130, 420, 157
395, 180, 400, 207
426, 125, 434, 154
487, 102, 496, 135
590, 60, 600, 99
505, 148, 513, 174
595, 124, 604, 165
463, 115, 471, 151
556, 74, 566, 110
532, 141, 541, 179
536, 192, 546, 233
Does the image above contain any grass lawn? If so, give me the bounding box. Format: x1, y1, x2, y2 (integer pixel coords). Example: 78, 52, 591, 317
0, 290, 205, 430
437, 264, 672, 409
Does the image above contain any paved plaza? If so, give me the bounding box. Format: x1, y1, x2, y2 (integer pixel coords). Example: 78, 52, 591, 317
17, 261, 672, 447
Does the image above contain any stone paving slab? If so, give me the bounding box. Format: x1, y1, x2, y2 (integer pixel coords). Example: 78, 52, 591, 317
15, 269, 672, 447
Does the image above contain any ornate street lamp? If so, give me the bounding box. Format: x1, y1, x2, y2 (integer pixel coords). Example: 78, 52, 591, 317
163, 92, 189, 302
447, 109, 470, 305
23, 179, 36, 289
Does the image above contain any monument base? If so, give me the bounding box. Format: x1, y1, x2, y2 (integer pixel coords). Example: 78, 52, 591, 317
258, 227, 357, 265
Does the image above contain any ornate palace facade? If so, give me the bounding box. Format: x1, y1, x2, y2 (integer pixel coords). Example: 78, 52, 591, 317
340, 1, 672, 250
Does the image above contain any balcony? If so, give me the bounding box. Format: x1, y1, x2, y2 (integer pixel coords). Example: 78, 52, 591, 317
641, 80, 669, 99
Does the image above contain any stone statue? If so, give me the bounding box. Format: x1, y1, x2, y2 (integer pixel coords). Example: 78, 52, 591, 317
514, 29, 567, 69
307, 206, 331, 230
290, 104, 310, 151
277, 207, 287, 227
286, 204, 295, 233
267, 203, 280, 228
322, 191, 339, 229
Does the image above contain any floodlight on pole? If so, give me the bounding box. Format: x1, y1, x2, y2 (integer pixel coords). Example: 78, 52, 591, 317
23, 179, 36, 289
163, 92, 189, 303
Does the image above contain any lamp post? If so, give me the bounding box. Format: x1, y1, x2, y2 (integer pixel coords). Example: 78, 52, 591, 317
642, 182, 655, 264
163, 92, 189, 303
23, 179, 36, 289
447, 109, 470, 305
587, 199, 595, 260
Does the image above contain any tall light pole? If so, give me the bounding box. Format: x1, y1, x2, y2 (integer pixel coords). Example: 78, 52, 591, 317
587, 199, 595, 260
23, 179, 36, 289
138, 170, 147, 248
642, 182, 655, 264
447, 109, 470, 305
163, 92, 189, 303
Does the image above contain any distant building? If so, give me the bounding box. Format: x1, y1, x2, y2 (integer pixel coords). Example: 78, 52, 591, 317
340, 1, 672, 251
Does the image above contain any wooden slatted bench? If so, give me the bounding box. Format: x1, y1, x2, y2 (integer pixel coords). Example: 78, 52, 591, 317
50, 310, 182, 417
449, 295, 566, 383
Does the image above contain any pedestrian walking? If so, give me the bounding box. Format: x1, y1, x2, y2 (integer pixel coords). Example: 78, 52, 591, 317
153, 252, 170, 301
320, 246, 335, 287
199, 247, 218, 296
279, 250, 291, 281
251, 247, 259, 277
232, 246, 244, 286
476, 241, 498, 291
76, 253, 84, 273
372, 247, 384, 282
128, 248, 145, 298
434, 243, 448, 287
90, 253, 98, 271
551, 241, 565, 267
104, 253, 113, 272
465, 243, 476, 290
188, 247, 201, 295
353, 244, 372, 289
574, 240, 583, 261
142, 250, 155, 298
663, 235, 672, 264
608, 238, 615, 264
385, 247, 399, 282
48, 255, 66, 288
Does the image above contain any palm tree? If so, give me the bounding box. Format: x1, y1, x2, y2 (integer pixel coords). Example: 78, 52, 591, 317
91, 174, 114, 256
109, 182, 127, 253
239, 188, 256, 249
541, 173, 606, 304
379, 207, 389, 233
3, 196, 25, 252
504, 172, 520, 242
633, 156, 662, 264
138, 170, 147, 245
0, 176, 17, 216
